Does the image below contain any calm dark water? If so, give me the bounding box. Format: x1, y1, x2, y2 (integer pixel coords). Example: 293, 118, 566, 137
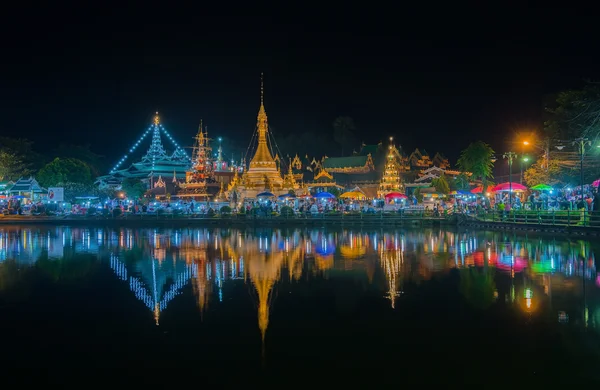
1, 225, 599, 384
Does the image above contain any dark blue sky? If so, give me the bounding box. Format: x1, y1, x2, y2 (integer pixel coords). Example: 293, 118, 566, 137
1, 5, 598, 168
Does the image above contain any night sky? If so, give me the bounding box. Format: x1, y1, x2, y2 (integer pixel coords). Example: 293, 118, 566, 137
1, 6, 599, 169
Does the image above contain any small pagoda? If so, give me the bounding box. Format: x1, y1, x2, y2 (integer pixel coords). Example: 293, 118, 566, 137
177, 122, 217, 200
377, 137, 404, 197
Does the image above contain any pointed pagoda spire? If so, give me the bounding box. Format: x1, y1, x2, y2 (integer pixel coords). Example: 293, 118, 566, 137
142, 111, 168, 167
250, 73, 276, 168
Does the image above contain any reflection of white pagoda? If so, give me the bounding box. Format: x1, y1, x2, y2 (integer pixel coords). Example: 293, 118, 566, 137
109, 254, 194, 325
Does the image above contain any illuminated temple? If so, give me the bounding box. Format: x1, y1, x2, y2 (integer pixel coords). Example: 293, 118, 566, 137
177, 121, 219, 199
96, 113, 191, 188
230, 75, 299, 199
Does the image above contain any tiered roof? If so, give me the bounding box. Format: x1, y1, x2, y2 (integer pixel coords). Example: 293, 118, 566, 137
7, 177, 46, 193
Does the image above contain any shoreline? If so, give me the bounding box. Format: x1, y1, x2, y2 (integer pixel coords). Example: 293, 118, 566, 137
0, 215, 446, 228
1, 214, 599, 237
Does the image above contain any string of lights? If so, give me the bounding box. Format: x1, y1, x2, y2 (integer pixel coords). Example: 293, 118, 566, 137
109, 115, 191, 174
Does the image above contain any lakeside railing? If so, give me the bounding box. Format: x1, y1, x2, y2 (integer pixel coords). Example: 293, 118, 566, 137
0, 208, 449, 223
468, 209, 600, 228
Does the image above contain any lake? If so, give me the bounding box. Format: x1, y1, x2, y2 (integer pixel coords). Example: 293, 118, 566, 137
1, 225, 599, 384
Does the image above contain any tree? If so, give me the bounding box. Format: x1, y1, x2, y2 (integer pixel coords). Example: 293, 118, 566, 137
431, 174, 450, 194
333, 116, 358, 156
54, 144, 106, 178
524, 159, 565, 187
121, 178, 147, 200
456, 141, 495, 190
36, 158, 93, 188
413, 187, 423, 202
328, 186, 341, 197
544, 85, 600, 141
0, 137, 43, 172
0, 150, 28, 181
450, 172, 471, 191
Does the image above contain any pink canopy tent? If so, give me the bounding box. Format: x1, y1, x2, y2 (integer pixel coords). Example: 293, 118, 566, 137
491, 182, 527, 192
592, 179, 600, 188
471, 185, 494, 194
385, 192, 407, 199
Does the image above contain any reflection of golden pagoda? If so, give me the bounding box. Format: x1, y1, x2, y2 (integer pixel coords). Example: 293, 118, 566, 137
237, 74, 287, 198
379, 238, 404, 309
247, 237, 284, 347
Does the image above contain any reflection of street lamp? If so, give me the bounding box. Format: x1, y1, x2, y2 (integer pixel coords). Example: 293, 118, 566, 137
503, 152, 517, 206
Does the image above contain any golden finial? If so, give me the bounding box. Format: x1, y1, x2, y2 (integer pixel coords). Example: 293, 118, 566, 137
260, 72, 264, 106
154, 111, 160, 125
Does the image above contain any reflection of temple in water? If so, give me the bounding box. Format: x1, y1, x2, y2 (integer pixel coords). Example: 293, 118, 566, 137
378, 233, 404, 308
3, 226, 600, 335
224, 231, 306, 344
110, 253, 194, 325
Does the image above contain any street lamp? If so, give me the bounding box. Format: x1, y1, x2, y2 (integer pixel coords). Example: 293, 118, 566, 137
503, 152, 517, 206
523, 138, 551, 171
573, 137, 591, 202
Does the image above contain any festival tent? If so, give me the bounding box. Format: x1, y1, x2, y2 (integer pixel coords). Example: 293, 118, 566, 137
257, 191, 275, 198
531, 184, 553, 191
384, 192, 408, 200
278, 194, 296, 199
592, 179, 600, 188
449, 190, 472, 195
491, 182, 527, 192
471, 185, 494, 194
314, 192, 336, 199
339, 191, 366, 199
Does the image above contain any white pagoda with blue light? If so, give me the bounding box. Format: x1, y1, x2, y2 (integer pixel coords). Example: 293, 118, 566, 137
96, 112, 191, 188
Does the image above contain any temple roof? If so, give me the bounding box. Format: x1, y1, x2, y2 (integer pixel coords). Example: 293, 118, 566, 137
332, 170, 380, 184
322, 156, 371, 169
8, 177, 46, 193
358, 144, 381, 157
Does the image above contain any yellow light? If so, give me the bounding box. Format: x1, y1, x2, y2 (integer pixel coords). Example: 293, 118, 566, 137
526, 298, 532, 309
523, 141, 529, 145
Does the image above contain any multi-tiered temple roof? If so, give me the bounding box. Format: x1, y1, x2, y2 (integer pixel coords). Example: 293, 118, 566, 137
177, 122, 220, 199
96, 113, 191, 188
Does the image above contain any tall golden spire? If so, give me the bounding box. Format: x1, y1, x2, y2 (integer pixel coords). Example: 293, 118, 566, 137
154, 111, 160, 125
250, 73, 276, 168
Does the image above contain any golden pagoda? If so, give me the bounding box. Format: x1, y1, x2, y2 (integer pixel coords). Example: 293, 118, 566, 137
239, 74, 284, 197
377, 136, 404, 198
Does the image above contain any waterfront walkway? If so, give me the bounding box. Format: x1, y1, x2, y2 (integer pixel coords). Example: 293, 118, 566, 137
0, 211, 448, 227
2, 209, 599, 234
459, 209, 600, 236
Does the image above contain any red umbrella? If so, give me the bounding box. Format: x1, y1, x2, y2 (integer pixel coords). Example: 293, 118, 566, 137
491, 182, 527, 192
384, 192, 407, 199
471, 185, 494, 194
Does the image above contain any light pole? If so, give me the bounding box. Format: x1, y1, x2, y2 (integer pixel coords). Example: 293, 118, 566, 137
504, 152, 517, 206
520, 142, 527, 184
522, 156, 530, 184
573, 137, 590, 202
